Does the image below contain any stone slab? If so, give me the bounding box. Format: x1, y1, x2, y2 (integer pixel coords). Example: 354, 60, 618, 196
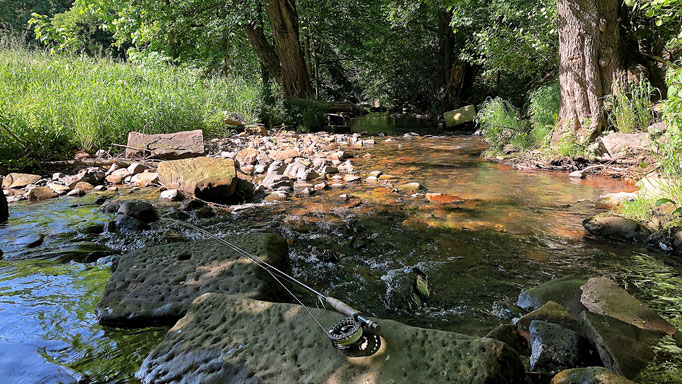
96, 234, 289, 326
518, 276, 588, 319
157, 157, 238, 203
136, 294, 531, 384
580, 277, 677, 336
2, 173, 41, 188
126, 130, 205, 159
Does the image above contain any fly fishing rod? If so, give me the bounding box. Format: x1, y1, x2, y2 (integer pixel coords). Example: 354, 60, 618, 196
163, 218, 382, 356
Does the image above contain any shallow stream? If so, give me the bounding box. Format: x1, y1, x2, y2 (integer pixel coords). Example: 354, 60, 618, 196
1, 117, 681, 383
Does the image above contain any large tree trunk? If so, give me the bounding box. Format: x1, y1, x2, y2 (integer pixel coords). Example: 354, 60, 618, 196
244, 23, 281, 81
264, 0, 312, 98
436, 8, 475, 111
554, 0, 622, 144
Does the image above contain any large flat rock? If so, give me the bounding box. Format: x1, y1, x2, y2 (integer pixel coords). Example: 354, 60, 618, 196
96, 234, 289, 326
126, 130, 205, 159
581, 277, 677, 336
2, 173, 41, 188
137, 294, 531, 384
579, 311, 666, 379
157, 157, 238, 203
550, 367, 635, 384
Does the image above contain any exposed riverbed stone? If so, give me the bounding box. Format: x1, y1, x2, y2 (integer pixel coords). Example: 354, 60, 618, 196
579, 311, 666, 379
136, 294, 531, 384
550, 367, 635, 384
2, 173, 41, 188
117, 201, 159, 223
158, 157, 238, 203
529, 320, 592, 374
580, 277, 677, 336
126, 130, 205, 159
486, 324, 530, 356
582, 215, 650, 241
96, 234, 289, 326
518, 276, 588, 318
27, 186, 58, 201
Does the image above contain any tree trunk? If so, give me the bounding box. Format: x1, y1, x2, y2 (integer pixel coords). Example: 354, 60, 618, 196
554, 0, 622, 144
264, 0, 312, 98
436, 8, 475, 111
243, 13, 281, 83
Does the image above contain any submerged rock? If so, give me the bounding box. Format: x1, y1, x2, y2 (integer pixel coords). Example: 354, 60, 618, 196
157, 157, 238, 203
579, 311, 666, 379
518, 276, 588, 318
550, 367, 635, 384
136, 294, 531, 384
582, 215, 650, 242
580, 277, 677, 336
96, 234, 290, 326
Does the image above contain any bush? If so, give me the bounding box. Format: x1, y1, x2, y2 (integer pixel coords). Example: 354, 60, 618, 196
0, 36, 261, 169
477, 97, 531, 151
527, 81, 560, 145
605, 76, 658, 133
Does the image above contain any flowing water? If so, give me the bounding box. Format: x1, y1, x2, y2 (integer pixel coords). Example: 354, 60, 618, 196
1, 117, 681, 383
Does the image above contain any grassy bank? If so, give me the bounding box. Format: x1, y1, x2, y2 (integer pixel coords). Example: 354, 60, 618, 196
0, 38, 261, 169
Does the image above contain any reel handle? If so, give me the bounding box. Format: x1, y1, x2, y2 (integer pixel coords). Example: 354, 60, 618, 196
325, 297, 381, 332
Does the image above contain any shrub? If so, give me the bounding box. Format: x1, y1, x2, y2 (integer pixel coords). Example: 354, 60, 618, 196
605, 76, 658, 133
477, 97, 531, 151
0, 36, 261, 169
528, 81, 560, 146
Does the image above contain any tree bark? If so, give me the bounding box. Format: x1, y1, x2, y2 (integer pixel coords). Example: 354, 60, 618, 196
264, 0, 312, 98
436, 8, 475, 111
554, 0, 622, 144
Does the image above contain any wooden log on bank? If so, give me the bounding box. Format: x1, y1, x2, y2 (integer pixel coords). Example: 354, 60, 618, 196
285, 97, 368, 116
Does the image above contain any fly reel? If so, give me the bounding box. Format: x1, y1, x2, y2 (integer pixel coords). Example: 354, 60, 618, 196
328, 316, 381, 357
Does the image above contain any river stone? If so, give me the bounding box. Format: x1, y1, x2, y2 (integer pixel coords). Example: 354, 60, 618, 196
444, 105, 476, 128
136, 294, 531, 384
2, 173, 41, 188
96, 234, 290, 326
396, 182, 426, 193
550, 367, 635, 384
486, 324, 530, 356
518, 276, 588, 318
580, 277, 677, 336
117, 201, 159, 223
579, 311, 666, 379
582, 215, 650, 241
27, 186, 58, 201
595, 133, 651, 158
126, 130, 205, 159
529, 320, 590, 374
157, 157, 238, 203
114, 215, 150, 233
517, 301, 584, 342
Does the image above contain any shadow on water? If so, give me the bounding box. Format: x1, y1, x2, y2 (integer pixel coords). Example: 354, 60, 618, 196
0, 115, 681, 382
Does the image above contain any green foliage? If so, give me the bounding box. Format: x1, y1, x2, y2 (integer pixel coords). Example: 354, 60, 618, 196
617, 197, 654, 222
0, 37, 260, 169
301, 103, 326, 132
0, 0, 72, 34
554, 131, 589, 157
605, 77, 657, 133
477, 97, 531, 151
527, 80, 559, 145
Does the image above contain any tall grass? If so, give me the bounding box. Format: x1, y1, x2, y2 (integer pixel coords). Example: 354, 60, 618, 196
0, 36, 261, 168
528, 81, 560, 145
477, 97, 531, 152
605, 76, 657, 133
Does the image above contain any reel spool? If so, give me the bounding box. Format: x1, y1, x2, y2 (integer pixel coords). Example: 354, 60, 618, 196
328, 316, 381, 357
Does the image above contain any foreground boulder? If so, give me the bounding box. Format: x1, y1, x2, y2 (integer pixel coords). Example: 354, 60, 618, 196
529, 320, 592, 374
444, 105, 476, 128
550, 367, 635, 384
96, 234, 289, 326
136, 294, 531, 384
580, 277, 677, 336
516, 301, 584, 342
157, 157, 238, 203
126, 130, 205, 159
518, 276, 588, 318
582, 215, 650, 242
579, 311, 666, 379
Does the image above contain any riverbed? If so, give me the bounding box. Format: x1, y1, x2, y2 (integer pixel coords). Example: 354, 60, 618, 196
1, 121, 681, 383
